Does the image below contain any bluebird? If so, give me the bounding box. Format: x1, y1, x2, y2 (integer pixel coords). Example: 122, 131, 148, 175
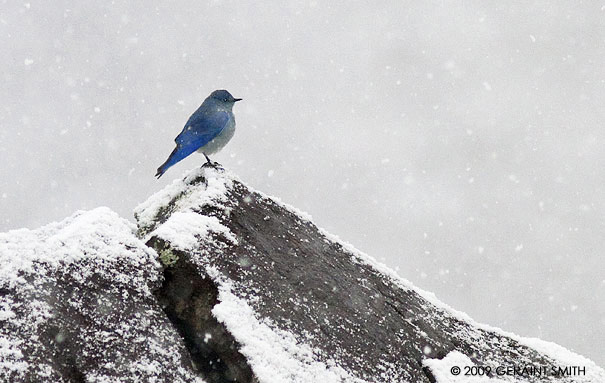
155, 89, 242, 178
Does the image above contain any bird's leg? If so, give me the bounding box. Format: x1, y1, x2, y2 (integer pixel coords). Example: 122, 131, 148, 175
201, 153, 222, 169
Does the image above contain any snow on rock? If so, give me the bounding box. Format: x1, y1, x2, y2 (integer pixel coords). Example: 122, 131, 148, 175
0, 207, 204, 383
134, 167, 234, 238
139, 166, 605, 383
210, 271, 363, 383
151, 211, 237, 253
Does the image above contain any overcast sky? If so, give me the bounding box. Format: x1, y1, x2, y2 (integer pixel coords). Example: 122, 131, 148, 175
1, 0, 604, 366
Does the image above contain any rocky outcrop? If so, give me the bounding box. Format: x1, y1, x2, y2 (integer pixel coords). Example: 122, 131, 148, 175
0, 208, 203, 383
135, 167, 604, 383
1, 166, 603, 383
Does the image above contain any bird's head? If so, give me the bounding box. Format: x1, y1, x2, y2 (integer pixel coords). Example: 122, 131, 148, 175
209, 89, 242, 104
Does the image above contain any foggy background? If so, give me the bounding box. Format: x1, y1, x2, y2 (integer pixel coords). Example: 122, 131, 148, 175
1, 1, 604, 366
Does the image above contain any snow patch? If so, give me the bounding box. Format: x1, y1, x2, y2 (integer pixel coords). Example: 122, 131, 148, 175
0, 207, 160, 292
135, 166, 234, 232
211, 276, 366, 383
152, 211, 237, 251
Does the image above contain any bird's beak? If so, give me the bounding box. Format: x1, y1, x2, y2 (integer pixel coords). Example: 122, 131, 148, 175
234, 98, 243, 102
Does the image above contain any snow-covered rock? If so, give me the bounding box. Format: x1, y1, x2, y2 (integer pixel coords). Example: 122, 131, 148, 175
135, 167, 605, 383
0, 207, 203, 383
1, 167, 602, 383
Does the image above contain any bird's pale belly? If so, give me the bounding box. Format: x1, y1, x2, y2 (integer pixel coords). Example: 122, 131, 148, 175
197, 118, 236, 155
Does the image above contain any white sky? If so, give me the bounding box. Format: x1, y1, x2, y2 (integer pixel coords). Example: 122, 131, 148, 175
1, 1, 603, 367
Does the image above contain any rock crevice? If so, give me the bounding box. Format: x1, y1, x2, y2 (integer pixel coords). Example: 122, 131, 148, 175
153, 241, 257, 383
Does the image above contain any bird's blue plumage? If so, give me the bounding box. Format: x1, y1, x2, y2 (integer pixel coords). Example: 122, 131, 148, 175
175, 111, 229, 148
156, 89, 241, 178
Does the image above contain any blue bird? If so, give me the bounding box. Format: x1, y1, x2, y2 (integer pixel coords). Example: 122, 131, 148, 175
156, 89, 242, 178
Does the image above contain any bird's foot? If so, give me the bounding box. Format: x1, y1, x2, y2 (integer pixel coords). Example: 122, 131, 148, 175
201, 161, 223, 170
201, 153, 223, 170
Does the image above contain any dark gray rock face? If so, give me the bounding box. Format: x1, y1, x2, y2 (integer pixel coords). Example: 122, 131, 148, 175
135, 167, 604, 383
1, 167, 603, 383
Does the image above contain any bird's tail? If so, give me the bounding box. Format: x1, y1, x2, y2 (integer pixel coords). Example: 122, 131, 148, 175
155, 146, 186, 179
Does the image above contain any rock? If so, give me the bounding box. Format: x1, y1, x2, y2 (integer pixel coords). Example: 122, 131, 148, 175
0, 207, 202, 383
135, 167, 605, 383
1, 167, 603, 383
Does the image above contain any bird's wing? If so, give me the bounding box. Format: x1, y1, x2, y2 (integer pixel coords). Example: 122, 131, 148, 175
155, 110, 230, 178
175, 110, 230, 149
